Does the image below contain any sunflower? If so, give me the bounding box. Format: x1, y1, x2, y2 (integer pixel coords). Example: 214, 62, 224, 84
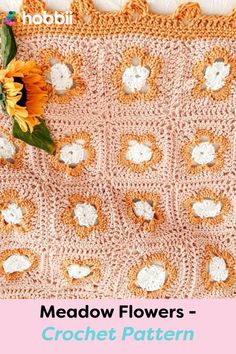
0, 59, 48, 132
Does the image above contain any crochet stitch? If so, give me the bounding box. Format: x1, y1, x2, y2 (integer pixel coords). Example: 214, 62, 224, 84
0, 0, 236, 299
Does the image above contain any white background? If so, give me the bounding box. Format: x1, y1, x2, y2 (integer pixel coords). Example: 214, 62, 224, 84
0, 0, 236, 15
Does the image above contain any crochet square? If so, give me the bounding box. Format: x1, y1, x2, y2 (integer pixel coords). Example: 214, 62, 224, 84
102, 37, 185, 116
0, 239, 49, 299
174, 179, 236, 232
0, 169, 52, 242
173, 116, 235, 180
49, 180, 117, 246
111, 180, 175, 235
29, 116, 106, 183
107, 117, 173, 181
191, 233, 236, 298
178, 39, 236, 116
113, 237, 196, 299
47, 244, 114, 299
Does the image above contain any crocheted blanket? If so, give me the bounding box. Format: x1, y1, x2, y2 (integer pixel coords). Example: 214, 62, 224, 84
0, 0, 235, 299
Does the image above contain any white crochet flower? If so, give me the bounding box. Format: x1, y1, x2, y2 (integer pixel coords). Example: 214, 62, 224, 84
192, 199, 222, 218
209, 256, 229, 282
0, 136, 16, 160
74, 203, 98, 227
133, 201, 155, 221
122, 65, 150, 93
136, 263, 167, 291
204, 61, 230, 91
67, 264, 91, 279
49, 63, 73, 91
126, 140, 153, 165
1, 203, 23, 225
59, 140, 86, 166
3, 255, 31, 274
191, 142, 215, 165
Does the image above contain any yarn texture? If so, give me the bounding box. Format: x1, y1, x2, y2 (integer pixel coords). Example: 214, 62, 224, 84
0, 0, 236, 299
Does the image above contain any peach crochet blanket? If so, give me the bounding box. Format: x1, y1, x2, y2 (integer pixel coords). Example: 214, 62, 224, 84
0, 0, 235, 299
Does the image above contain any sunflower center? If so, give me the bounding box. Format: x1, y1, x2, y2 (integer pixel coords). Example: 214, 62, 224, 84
14, 77, 27, 107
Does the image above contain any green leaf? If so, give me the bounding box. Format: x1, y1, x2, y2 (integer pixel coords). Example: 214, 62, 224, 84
0, 83, 6, 112
12, 118, 55, 154
1, 24, 17, 68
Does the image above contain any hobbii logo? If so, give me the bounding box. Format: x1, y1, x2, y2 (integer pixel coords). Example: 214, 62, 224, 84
22, 11, 73, 25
